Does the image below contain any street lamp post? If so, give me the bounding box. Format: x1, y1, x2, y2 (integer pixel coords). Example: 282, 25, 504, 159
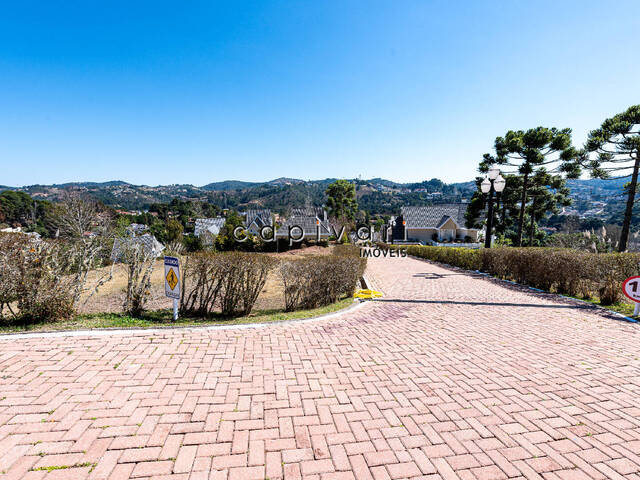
528, 195, 537, 247
385, 219, 396, 244
481, 168, 506, 248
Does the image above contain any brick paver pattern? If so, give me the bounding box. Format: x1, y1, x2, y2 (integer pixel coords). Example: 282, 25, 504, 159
1, 254, 640, 480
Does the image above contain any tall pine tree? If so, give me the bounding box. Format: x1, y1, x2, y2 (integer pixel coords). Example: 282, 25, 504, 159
584, 105, 640, 252
480, 127, 580, 246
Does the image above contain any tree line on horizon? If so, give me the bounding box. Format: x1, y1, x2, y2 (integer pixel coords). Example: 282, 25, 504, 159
1, 105, 638, 251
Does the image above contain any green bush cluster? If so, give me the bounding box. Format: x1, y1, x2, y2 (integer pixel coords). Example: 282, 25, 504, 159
406, 245, 482, 271
400, 245, 639, 306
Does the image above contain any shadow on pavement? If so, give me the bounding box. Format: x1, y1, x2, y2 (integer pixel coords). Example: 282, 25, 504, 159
413, 272, 485, 279
372, 298, 591, 308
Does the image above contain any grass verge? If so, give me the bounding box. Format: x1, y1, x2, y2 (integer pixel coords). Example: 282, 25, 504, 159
0, 297, 356, 334
562, 296, 636, 318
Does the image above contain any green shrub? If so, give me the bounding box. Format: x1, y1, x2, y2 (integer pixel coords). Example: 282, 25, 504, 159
406, 245, 481, 271
183, 234, 204, 253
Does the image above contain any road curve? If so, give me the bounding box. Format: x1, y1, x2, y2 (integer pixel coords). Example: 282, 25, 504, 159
0, 254, 639, 479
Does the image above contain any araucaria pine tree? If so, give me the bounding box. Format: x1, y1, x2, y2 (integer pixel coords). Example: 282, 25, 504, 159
480, 127, 581, 246
325, 179, 358, 222
585, 105, 640, 252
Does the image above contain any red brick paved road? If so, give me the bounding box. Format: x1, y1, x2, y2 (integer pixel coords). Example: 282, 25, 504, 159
1, 255, 640, 479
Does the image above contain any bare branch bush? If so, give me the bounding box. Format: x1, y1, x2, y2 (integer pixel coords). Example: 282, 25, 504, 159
218, 253, 277, 317
332, 244, 367, 279
180, 252, 277, 318
54, 192, 116, 307
0, 234, 75, 323
165, 240, 185, 257
280, 259, 314, 311
115, 239, 157, 316
180, 251, 225, 317
0, 234, 22, 319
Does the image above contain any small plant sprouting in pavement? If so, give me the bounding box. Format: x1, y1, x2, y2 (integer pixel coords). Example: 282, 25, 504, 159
30, 462, 96, 472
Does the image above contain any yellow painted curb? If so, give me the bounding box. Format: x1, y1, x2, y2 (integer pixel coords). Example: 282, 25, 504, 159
353, 289, 383, 299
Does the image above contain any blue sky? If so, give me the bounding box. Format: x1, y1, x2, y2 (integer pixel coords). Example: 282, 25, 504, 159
1, 1, 639, 187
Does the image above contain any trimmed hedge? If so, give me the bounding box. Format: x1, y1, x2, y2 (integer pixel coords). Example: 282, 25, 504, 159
407, 245, 482, 271
396, 245, 639, 306
280, 246, 366, 312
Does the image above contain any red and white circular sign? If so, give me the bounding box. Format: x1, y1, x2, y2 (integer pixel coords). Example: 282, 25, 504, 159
622, 276, 640, 303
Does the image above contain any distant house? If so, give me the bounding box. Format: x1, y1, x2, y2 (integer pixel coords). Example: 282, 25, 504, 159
126, 223, 149, 235
111, 233, 164, 262
244, 209, 273, 235
194, 217, 226, 245
393, 204, 480, 244
0, 226, 24, 234
290, 207, 327, 220
0, 226, 41, 240
115, 209, 139, 216
276, 207, 331, 240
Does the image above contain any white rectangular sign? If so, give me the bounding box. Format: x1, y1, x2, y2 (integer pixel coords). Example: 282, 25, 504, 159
164, 256, 180, 300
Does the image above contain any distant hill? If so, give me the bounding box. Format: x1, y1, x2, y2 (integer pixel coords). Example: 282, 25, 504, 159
4, 177, 476, 213
202, 180, 260, 191
27, 180, 132, 189
202, 177, 307, 191
6, 176, 631, 217
368, 178, 401, 188
567, 176, 629, 191
267, 177, 305, 186
450, 180, 476, 191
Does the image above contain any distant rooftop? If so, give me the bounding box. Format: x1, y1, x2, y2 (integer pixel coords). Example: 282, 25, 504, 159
400, 204, 470, 229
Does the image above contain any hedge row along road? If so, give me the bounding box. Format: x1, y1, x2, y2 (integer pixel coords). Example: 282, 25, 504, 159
0, 254, 639, 479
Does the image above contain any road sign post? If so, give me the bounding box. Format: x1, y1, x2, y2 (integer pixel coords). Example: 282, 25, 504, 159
164, 256, 180, 321
622, 276, 640, 316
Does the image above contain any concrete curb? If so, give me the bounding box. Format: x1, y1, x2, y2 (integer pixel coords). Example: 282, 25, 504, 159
0, 299, 369, 341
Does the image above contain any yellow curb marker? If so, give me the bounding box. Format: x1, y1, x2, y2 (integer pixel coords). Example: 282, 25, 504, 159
353, 289, 383, 299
